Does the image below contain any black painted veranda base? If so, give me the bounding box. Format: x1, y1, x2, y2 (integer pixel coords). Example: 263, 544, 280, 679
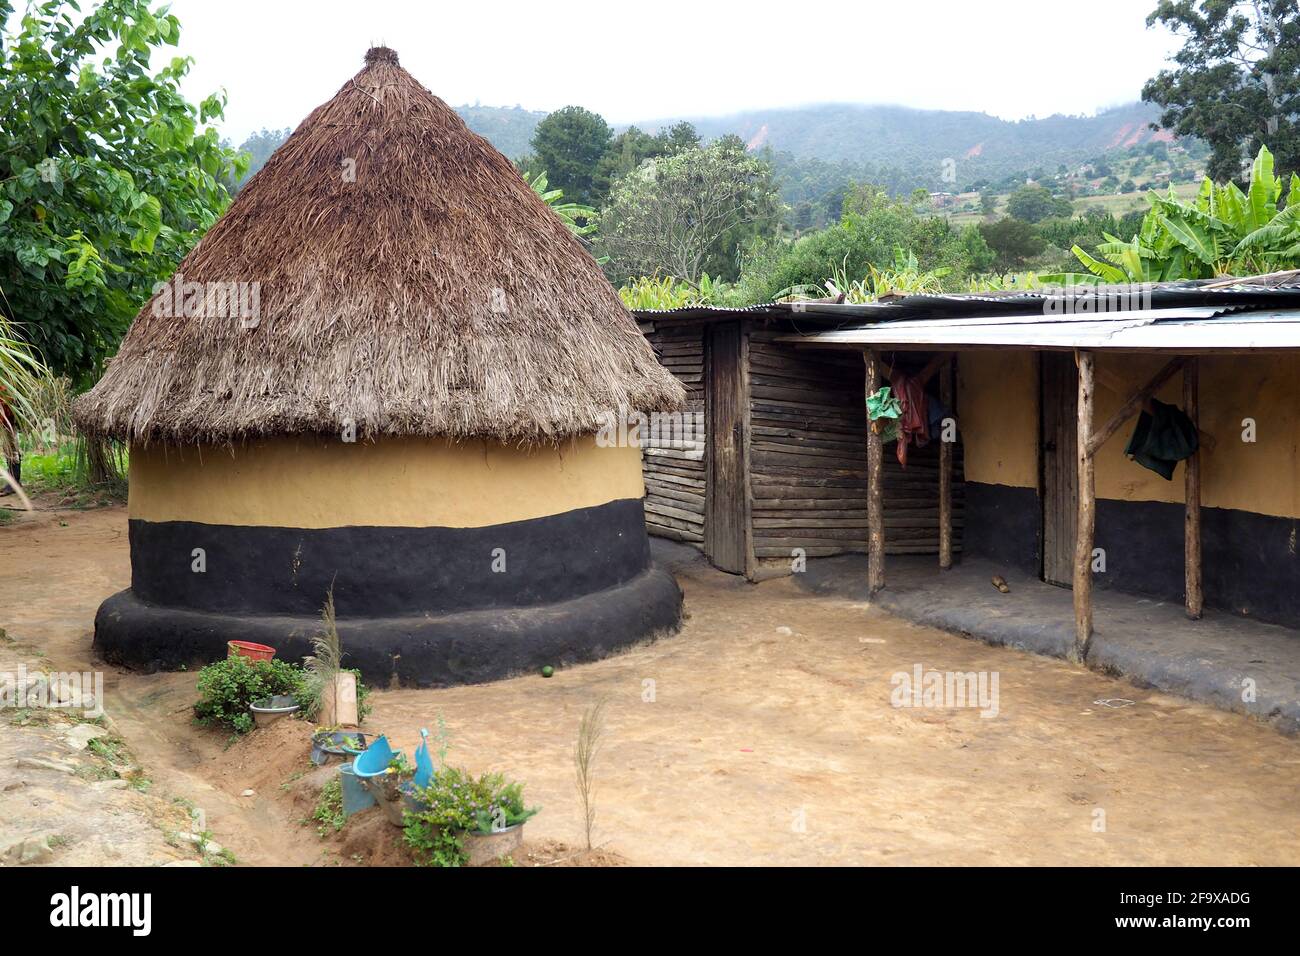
93, 565, 683, 687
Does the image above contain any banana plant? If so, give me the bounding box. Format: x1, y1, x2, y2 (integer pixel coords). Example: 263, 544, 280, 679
618, 276, 700, 310
522, 170, 597, 237
0, 281, 46, 506
821, 248, 951, 303
1069, 146, 1300, 282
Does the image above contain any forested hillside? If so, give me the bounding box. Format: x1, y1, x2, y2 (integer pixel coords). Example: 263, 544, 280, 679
232, 100, 1172, 197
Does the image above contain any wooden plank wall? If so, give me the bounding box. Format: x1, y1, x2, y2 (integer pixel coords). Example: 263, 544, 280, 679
638, 319, 707, 547
748, 328, 964, 559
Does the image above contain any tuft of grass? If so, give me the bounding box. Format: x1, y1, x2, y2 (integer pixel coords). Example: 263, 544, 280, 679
574, 697, 609, 852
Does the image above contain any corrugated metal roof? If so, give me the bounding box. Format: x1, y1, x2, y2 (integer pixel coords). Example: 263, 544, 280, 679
634, 272, 1300, 323
778, 307, 1300, 352
633, 304, 781, 319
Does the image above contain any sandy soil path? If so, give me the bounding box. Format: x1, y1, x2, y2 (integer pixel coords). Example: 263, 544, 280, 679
2, 503, 1298, 866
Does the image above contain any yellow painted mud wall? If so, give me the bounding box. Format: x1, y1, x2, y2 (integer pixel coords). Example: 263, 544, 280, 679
957, 351, 1039, 490
129, 435, 644, 528
958, 351, 1300, 520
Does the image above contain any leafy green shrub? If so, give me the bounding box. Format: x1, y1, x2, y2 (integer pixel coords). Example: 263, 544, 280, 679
193, 656, 305, 734
402, 768, 539, 867
310, 778, 346, 836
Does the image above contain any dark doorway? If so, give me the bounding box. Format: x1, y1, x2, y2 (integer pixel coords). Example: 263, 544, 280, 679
1041, 352, 1077, 588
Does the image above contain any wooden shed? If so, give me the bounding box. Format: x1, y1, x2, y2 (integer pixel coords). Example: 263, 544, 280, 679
784, 274, 1300, 657
635, 306, 963, 578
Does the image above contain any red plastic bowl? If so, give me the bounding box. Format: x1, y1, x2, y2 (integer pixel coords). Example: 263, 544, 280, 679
227, 640, 277, 662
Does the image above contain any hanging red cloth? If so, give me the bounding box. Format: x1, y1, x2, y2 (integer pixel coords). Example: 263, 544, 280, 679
889, 369, 930, 467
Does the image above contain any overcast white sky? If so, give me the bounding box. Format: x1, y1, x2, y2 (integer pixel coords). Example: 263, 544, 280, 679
166, 0, 1183, 143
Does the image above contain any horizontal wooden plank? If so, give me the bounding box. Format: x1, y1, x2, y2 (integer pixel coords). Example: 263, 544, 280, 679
645, 488, 705, 512
644, 501, 705, 526
645, 446, 705, 462
648, 524, 704, 544
754, 544, 962, 557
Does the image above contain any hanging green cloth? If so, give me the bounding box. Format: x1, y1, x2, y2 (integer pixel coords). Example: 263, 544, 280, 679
866, 386, 901, 444
1123, 399, 1199, 480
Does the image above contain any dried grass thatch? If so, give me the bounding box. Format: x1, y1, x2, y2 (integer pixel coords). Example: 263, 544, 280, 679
74, 47, 684, 446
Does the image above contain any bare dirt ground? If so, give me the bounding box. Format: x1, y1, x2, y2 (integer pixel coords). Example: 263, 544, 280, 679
3, 501, 1300, 866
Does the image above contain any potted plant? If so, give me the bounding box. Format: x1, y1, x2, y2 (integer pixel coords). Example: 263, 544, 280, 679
370, 753, 417, 826
310, 728, 372, 765
402, 767, 539, 867
248, 693, 300, 728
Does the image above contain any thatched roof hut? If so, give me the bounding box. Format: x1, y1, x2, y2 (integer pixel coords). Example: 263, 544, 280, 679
83, 48, 684, 687
75, 45, 682, 446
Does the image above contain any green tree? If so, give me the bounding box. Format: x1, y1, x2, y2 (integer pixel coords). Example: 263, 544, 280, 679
597, 139, 783, 283
231, 127, 290, 190
979, 189, 999, 218
0, 0, 245, 381
978, 218, 1047, 271
593, 126, 665, 193
529, 106, 613, 208
1143, 0, 1300, 180
1007, 183, 1070, 223
658, 121, 701, 154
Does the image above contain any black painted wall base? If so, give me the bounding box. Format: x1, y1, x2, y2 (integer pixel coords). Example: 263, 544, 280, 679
963, 480, 1300, 631
963, 482, 1041, 577
93, 565, 683, 688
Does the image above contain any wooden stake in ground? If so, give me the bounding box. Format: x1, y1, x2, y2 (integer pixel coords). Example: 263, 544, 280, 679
864, 349, 884, 594
938, 357, 953, 571
1073, 350, 1096, 663
1184, 358, 1202, 620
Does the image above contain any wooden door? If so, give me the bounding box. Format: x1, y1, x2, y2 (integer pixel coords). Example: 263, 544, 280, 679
1041, 352, 1077, 587
705, 322, 747, 574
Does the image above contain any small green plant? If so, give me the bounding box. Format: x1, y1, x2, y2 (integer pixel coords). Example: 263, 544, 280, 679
86, 735, 126, 762
193, 655, 306, 734
207, 848, 238, 867
402, 767, 539, 867
431, 713, 452, 767
310, 778, 346, 836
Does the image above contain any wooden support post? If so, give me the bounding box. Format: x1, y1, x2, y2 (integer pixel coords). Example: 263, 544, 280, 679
1073, 350, 1096, 663
865, 349, 885, 594
938, 357, 953, 570
1085, 356, 1185, 458
1184, 358, 1203, 620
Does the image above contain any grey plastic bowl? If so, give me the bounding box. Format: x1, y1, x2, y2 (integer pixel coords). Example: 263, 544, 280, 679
249, 694, 300, 728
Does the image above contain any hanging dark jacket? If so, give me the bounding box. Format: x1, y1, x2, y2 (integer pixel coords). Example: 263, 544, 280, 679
1123, 399, 1199, 480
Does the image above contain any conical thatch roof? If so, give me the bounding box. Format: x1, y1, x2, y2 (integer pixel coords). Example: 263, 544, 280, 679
75, 47, 683, 446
